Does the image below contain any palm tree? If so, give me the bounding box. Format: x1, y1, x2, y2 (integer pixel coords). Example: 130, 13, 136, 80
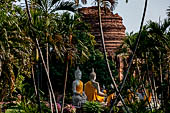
146, 19, 170, 108
118, 17, 170, 110
33, 0, 76, 13
25, 0, 78, 112
54, 12, 94, 113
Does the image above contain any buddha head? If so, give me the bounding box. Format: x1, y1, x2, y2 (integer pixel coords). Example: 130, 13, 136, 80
75, 66, 82, 80
90, 68, 96, 80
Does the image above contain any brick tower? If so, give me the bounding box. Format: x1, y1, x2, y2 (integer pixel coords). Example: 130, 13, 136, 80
78, 6, 126, 57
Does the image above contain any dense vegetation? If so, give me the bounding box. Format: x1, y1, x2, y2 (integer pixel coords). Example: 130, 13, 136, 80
0, 0, 169, 113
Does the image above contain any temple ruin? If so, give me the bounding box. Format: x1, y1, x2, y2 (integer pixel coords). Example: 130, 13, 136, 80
78, 6, 126, 57
79, 6, 126, 80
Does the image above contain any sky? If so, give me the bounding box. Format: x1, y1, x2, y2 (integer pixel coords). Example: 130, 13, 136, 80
17, 0, 170, 33
114, 0, 170, 33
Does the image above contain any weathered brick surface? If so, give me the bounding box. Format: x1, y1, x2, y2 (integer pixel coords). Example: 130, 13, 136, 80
78, 6, 126, 57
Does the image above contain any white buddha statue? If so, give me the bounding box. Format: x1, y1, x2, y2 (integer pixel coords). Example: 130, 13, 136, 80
72, 67, 86, 106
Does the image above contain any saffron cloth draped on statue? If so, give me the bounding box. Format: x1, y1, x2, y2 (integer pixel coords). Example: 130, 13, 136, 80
84, 81, 104, 102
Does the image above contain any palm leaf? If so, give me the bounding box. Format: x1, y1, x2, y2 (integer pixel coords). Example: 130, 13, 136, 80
51, 1, 76, 13
103, 0, 118, 11
167, 6, 170, 17
160, 18, 170, 33
51, 0, 60, 6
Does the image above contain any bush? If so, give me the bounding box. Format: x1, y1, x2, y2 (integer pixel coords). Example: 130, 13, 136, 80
82, 101, 104, 113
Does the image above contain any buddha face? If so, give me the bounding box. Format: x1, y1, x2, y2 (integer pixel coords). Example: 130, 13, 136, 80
90, 73, 96, 80
75, 71, 82, 80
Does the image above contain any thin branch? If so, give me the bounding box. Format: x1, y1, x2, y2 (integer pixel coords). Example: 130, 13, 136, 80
25, 0, 32, 23
61, 56, 69, 113
97, 0, 129, 113
32, 66, 38, 95
36, 38, 58, 113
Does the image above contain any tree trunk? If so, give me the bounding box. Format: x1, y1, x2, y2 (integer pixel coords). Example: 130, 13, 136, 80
119, 0, 148, 92
47, 43, 54, 113
97, 1, 129, 113
48, 83, 54, 113
24, 0, 58, 112
25, 0, 42, 112
159, 51, 163, 108
152, 63, 159, 108
61, 56, 69, 113
31, 66, 41, 113
146, 52, 156, 108
36, 38, 58, 113
32, 66, 38, 96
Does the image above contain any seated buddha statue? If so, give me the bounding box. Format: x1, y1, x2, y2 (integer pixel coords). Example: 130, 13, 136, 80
84, 68, 107, 102
72, 67, 87, 106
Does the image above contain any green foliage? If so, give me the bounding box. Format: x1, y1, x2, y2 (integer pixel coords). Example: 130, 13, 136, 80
80, 49, 118, 87
82, 101, 104, 113
125, 100, 149, 113
104, 106, 119, 113
0, 1, 33, 101
112, 106, 120, 113
117, 17, 170, 113
4, 97, 51, 113
14, 74, 25, 93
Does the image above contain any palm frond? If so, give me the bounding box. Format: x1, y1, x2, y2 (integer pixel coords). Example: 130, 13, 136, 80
51, 1, 76, 13
167, 6, 170, 17
51, 0, 60, 6
161, 18, 170, 32
102, 0, 118, 11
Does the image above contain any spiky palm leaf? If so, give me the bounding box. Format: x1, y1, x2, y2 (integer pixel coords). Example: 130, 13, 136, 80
33, 0, 76, 13
103, 0, 118, 10
147, 19, 170, 49
167, 6, 170, 18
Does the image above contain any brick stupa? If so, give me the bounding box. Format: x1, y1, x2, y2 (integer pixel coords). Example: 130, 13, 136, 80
78, 6, 126, 57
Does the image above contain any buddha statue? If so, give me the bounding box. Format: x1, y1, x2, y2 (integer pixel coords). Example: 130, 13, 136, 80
72, 67, 86, 106
84, 68, 107, 102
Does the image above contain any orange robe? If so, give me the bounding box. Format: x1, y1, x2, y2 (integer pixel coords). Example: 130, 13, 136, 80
106, 93, 115, 106
76, 80, 83, 95
84, 81, 104, 102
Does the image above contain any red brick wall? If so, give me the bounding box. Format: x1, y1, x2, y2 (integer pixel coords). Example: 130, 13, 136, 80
78, 6, 126, 57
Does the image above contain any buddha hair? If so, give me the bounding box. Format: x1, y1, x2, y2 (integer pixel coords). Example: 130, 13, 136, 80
90, 68, 96, 79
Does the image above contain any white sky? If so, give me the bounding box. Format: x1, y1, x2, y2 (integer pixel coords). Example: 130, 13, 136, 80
114, 0, 170, 33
